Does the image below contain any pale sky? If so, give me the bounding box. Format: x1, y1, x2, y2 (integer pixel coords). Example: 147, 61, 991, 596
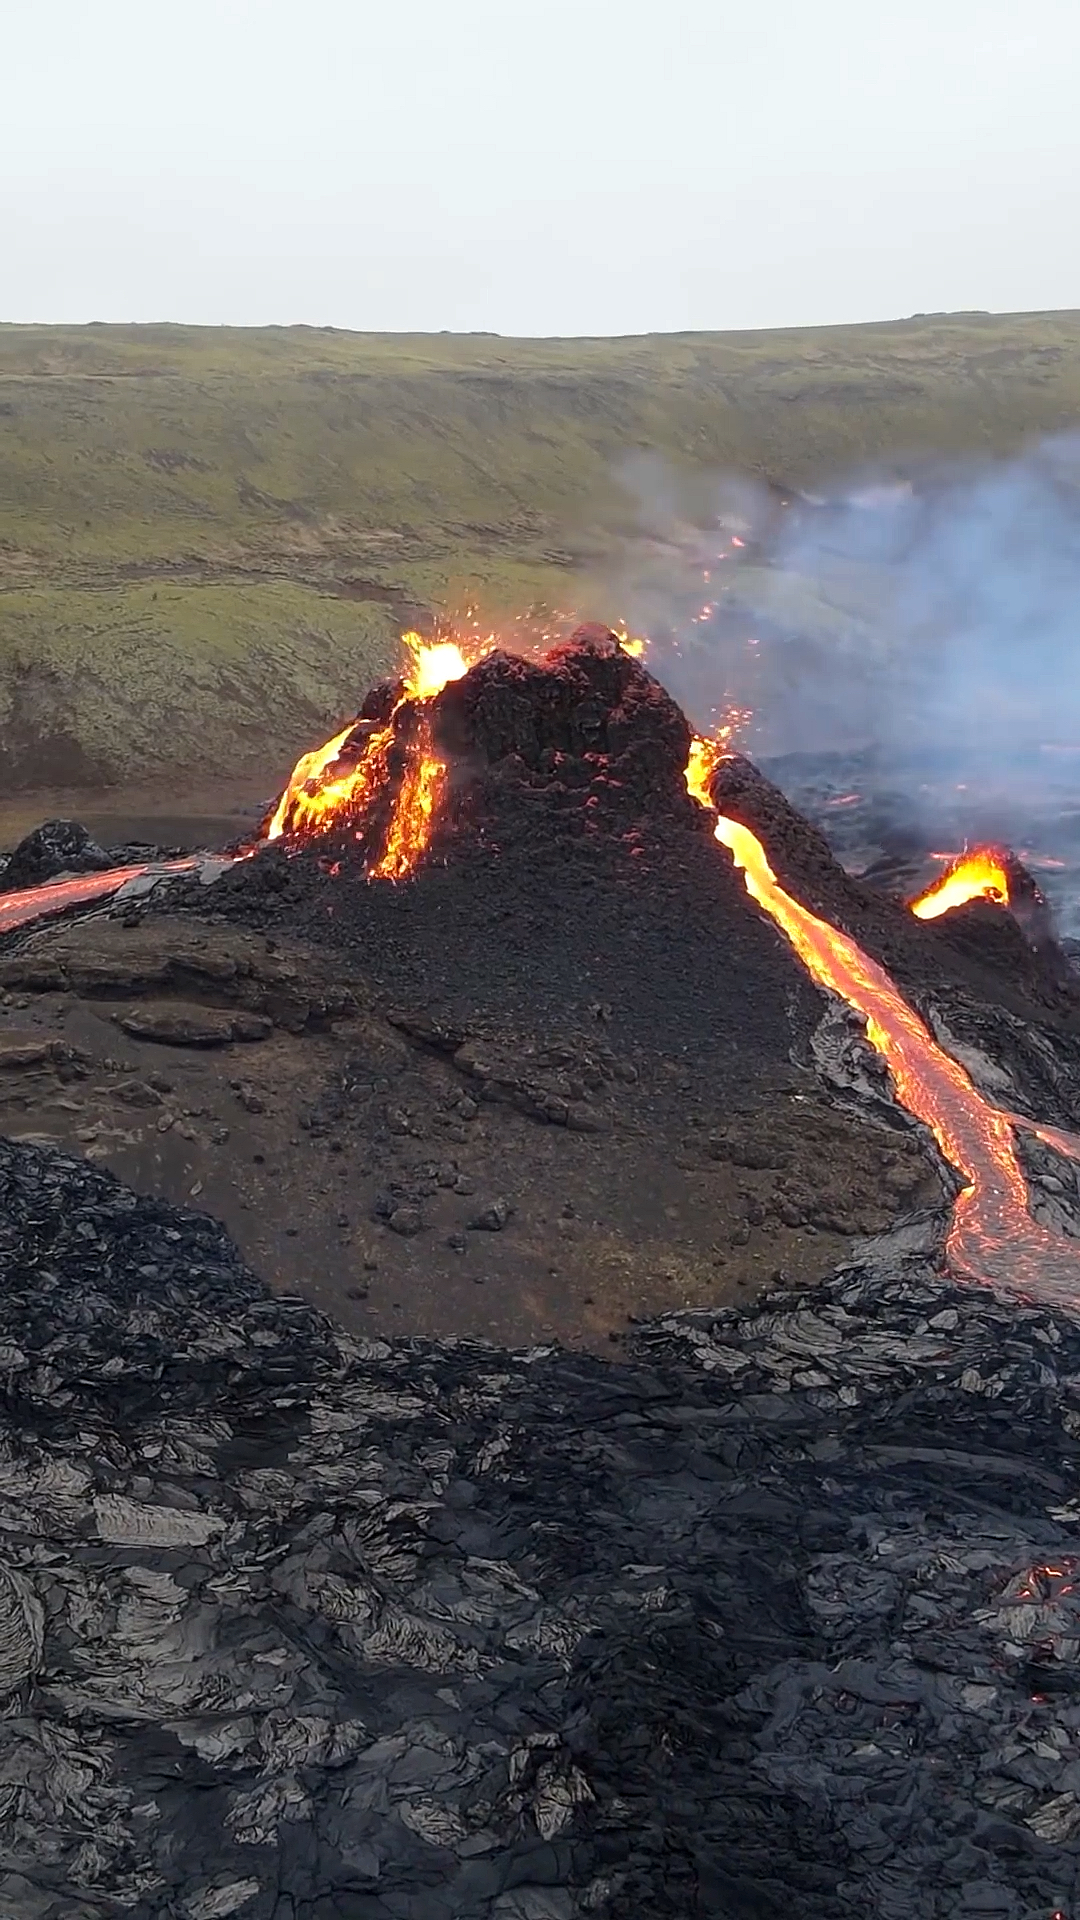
4, 0, 1079, 335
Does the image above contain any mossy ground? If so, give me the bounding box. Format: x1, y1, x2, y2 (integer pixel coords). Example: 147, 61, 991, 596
2, 313, 1079, 790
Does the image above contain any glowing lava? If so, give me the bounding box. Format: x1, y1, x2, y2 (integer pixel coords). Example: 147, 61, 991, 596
265, 632, 468, 873
405, 637, 470, 700
265, 722, 364, 841
909, 847, 1011, 920
0, 859, 203, 937
686, 734, 727, 806
368, 714, 446, 882
685, 722, 749, 806
687, 748, 1080, 1302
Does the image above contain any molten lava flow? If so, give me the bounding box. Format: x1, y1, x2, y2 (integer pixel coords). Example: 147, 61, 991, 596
687, 751, 1080, 1301
266, 722, 384, 842
264, 632, 469, 868
685, 734, 727, 807
909, 847, 1011, 920
0, 860, 203, 936
368, 715, 447, 882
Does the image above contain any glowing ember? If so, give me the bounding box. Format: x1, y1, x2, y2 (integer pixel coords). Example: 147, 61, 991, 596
1009, 1558, 1080, 1602
716, 705, 753, 751
910, 847, 1011, 920
687, 753, 1080, 1302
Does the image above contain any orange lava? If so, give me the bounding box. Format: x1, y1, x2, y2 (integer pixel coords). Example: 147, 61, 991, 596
685, 734, 727, 807
265, 721, 361, 841
405, 638, 470, 700
0, 859, 201, 937
909, 846, 1011, 920
368, 716, 447, 882
265, 632, 468, 874
686, 750, 1080, 1301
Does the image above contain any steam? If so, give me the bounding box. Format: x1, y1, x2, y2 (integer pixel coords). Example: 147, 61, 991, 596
606, 437, 1080, 806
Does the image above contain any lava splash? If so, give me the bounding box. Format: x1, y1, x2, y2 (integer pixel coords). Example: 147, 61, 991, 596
265, 632, 469, 866
910, 847, 1012, 920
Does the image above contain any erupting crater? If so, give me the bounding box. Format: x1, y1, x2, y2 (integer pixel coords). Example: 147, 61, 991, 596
5, 623, 1080, 1310
173, 627, 1080, 1306
905, 842, 1061, 972
258, 622, 699, 873
263, 631, 472, 864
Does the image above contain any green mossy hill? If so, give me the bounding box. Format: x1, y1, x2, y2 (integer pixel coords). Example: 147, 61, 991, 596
2, 314, 1078, 790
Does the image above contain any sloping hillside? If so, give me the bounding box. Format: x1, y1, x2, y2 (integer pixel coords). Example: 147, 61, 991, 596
2, 313, 1079, 791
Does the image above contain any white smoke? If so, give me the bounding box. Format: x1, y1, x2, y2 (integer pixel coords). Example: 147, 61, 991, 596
606, 435, 1080, 785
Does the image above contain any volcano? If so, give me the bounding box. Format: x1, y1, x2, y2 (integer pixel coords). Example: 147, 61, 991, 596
6, 625, 1080, 1341
172, 625, 1080, 1294
8, 630, 1080, 1917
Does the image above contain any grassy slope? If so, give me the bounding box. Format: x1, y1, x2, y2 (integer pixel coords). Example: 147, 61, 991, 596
2, 313, 1079, 789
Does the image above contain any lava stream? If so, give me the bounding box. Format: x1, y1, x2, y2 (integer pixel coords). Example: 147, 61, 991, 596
265, 632, 468, 872
368, 717, 447, 882
0, 860, 202, 937
691, 769, 1080, 1300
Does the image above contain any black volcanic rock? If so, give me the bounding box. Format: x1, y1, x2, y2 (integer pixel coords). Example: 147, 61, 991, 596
430, 628, 695, 826
5, 1138, 1080, 1915
175, 631, 824, 1086
2, 819, 112, 890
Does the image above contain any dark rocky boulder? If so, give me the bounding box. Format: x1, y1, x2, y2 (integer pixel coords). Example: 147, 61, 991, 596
2, 819, 112, 891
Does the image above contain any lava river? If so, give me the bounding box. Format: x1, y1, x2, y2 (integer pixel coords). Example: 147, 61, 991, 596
687, 746, 1080, 1304
0, 859, 203, 938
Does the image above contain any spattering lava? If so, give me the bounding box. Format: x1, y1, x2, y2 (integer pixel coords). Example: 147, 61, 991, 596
910, 847, 1012, 920
265, 633, 467, 868
266, 628, 657, 868
687, 737, 1080, 1303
